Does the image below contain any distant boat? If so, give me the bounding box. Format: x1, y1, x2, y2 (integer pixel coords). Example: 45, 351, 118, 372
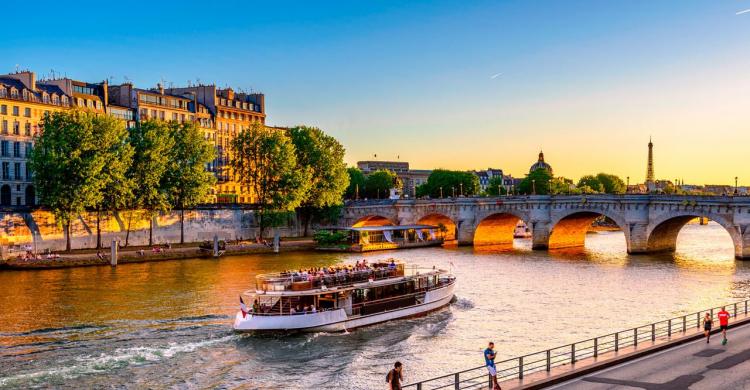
315, 225, 445, 252
514, 221, 531, 238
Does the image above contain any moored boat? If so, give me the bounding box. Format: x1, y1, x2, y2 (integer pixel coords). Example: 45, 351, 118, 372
233, 260, 455, 332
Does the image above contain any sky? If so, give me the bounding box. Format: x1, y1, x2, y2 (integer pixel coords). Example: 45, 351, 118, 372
2, 1, 749, 185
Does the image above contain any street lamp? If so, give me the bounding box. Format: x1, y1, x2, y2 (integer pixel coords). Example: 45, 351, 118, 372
355, 184, 359, 200
735, 176, 739, 195
626, 176, 630, 192
532, 179, 536, 195
459, 183, 463, 196
439, 186, 443, 199
452, 186, 456, 198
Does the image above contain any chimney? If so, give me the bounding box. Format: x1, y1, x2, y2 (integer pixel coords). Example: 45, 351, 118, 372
6, 71, 36, 91
102, 80, 109, 109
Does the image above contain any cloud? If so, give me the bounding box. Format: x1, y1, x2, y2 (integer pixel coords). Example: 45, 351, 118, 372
737, 9, 750, 15
490, 72, 503, 79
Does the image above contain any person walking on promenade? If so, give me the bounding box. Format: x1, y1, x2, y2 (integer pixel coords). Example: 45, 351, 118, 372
717, 306, 730, 345
703, 312, 713, 343
386, 361, 403, 390
485, 342, 501, 390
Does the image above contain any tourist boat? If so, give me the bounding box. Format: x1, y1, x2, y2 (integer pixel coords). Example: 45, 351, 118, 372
513, 221, 532, 238
314, 225, 445, 252
233, 260, 456, 332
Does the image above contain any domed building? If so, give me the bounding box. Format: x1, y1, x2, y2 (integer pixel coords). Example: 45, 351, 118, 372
529, 151, 553, 175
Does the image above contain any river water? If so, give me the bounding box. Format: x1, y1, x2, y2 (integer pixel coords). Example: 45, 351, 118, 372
2, 223, 749, 389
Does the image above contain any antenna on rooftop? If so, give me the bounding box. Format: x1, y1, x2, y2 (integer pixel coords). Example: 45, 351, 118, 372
15, 64, 20, 73
196, 78, 201, 85
50, 69, 56, 79
123, 76, 130, 83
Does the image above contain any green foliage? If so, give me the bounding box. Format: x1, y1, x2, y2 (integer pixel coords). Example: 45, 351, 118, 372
231, 124, 312, 234
29, 110, 131, 250
577, 175, 604, 193
288, 126, 349, 208
364, 169, 401, 199
485, 175, 507, 196
128, 120, 175, 216
345, 167, 366, 200
164, 121, 216, 210
313, 230, 349, 246
312, 204, 344, 226
595, 173, 626, 194
418, 169, 481, 198
518, 168, 553, 195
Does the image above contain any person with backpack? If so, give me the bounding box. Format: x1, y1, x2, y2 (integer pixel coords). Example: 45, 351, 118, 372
387, 361, 403, 390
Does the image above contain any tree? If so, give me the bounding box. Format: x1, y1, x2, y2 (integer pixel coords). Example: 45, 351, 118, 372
288, 126, 349, 236
364, 170, 400, 199
485, 176, 507, 196
595, 173, 626, 194
126, 120, 175, 246
231, 123, 311, 238
418, 169, 481, 198
164, 121, 216, 244
29, 110, 120, 251
518, 168, 553, 195
92, 116, 135, 249
577, 175, 604, 193
345, 167, 366, 200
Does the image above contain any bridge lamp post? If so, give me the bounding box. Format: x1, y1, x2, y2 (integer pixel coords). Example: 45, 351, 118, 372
459, 183, 463, 196
735, 177, 739, 195
452, 186, 455, 198
439, 186, 443, 198
532, 179, 536, 195
627, 176, 630, 193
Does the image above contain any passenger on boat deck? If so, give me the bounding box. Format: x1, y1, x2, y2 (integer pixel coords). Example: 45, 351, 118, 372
389, 260, 396, 270
290, 306, 296, 315
311, 306, 317, 313
253, 299, 260, 313
296, 304, 302, 315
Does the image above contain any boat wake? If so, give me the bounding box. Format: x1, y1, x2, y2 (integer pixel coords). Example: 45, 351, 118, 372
452, 297, 475, 310
0, 334, 237, 388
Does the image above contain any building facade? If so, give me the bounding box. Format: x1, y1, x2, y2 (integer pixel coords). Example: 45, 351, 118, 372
0, 68, 267, 207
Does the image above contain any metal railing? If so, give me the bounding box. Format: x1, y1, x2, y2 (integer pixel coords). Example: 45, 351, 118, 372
404, 299, 750, 389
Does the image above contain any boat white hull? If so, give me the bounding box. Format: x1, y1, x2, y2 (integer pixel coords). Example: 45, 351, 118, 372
233, 282, 455, 332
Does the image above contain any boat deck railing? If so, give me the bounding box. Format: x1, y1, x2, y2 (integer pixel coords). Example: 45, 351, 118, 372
402, 298, 750, 389
255, 264, 446, 293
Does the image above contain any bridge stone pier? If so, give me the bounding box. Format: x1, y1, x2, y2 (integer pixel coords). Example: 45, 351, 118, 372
339, 195, 750, 259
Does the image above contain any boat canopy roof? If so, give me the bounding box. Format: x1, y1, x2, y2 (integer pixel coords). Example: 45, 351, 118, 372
322, 224, 438, 232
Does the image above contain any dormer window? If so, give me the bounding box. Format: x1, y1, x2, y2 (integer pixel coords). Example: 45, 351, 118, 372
52, 94, 59, 105
22, 90, 29, 100
0, 88, 5, 98
10, 88, 18, 98
61, 96, 69, 105
42, 93, 49, 104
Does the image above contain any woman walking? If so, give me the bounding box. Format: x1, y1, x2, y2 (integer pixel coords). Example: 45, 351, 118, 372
703, 312, 713, 343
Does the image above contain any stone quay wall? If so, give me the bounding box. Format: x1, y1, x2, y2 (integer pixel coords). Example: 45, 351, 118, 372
0, 207, 302, 252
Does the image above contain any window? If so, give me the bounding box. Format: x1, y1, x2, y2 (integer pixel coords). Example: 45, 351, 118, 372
24, 123, 30, 136
12, 106, 19, 116
52, 95, 59, 105
151, 109, 157, 118
1, 120, 6, 134
159, 111, 165, 120
13, 142, 20, 157
2, 162, 8, 180
25, 143, 32, 156
10, 88, 18, 98
0, 89, 5, 98
0, 105, 6, 114
23, 108, 30, 117
13, 162, 20, 180
1, 141, 8, 156
73, 85, 95, 95
172, 113, 178, 121
12, 121, 19, 135
26, 164, 31, 180
95, 101, 101, 110
61, 96, 69, 105
42, 94, 49, 104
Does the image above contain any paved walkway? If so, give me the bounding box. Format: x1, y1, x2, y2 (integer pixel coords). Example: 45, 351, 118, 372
549, 321, 750, 390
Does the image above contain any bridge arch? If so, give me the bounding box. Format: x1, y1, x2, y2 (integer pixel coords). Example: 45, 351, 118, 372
352, 215, 396, 227
646, 213, 741, 256
473, 211, 529, 247
548, 210, 627, 250
416, 213, 457, 241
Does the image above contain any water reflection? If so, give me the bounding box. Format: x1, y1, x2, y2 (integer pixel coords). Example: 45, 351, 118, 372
0, 223, 748, 389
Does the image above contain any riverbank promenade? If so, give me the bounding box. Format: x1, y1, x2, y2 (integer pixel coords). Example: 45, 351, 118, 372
550, 319, 750, 389
404, 300, 750, 389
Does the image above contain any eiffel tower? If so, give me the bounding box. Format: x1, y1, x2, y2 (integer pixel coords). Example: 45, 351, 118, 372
645, 137, 655, 184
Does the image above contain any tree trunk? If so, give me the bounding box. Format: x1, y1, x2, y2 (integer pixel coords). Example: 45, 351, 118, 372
124, 210, 132, 247
149, 216, 153, 247
65, 221, 71, 252
96, 210, 102, 250
303, 209, 312, 237
180, 208, 185, 244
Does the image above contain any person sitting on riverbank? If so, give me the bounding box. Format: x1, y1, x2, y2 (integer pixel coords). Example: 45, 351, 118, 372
96, 251, 106, 260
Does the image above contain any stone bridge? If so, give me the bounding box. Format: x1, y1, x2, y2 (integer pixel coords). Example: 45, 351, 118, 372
339, 195, 750, 259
